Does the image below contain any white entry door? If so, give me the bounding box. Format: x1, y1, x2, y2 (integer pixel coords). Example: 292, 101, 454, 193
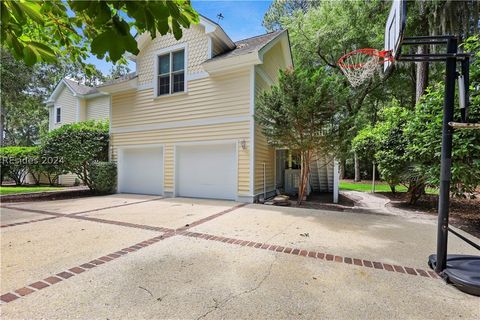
118, 146, 164, 195
176, 143, 236, 200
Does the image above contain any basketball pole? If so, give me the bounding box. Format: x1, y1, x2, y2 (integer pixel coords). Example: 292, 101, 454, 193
435, 36, 458, 273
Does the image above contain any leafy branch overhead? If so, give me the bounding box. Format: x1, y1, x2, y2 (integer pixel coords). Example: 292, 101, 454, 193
0, 0, 199, 67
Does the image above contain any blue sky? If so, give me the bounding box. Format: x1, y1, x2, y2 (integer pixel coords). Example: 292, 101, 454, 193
86, 0, 272, 74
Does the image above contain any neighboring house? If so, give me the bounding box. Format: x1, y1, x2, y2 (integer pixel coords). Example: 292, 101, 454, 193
46, 78, 110, 185
98, 16, 338, 203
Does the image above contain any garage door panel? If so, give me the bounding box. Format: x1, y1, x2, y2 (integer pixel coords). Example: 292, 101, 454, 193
176, 144, 236, 200
119, 147, 163, 195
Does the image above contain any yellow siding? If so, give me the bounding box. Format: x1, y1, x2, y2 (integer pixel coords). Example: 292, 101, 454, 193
86, 96, 110, 121
136, 26, 208, 87
112, 70, 250, 128
258, 42, 288, 83
111, 121, 251, 195
51, 86, 77, 130
254, 72, 275, 195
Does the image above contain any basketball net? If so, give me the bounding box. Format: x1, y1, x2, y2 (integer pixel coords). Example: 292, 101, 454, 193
337, 49, 392, 87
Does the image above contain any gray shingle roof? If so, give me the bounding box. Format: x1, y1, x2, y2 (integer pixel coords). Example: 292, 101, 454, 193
98, 72, 138, 87
207, 30, 285, 62
63, 78, 98, 95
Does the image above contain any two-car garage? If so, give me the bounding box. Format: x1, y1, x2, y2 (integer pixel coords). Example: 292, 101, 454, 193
117, 143, 237, 200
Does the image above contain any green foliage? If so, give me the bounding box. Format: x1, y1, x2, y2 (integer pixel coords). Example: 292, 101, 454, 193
353, 35, 480, 200
1, 0, 199, 67
0, 146, 39, 185
42, 120, 109, 189
89, 161, 117, 194
256, 68, 337, 203
353, 104, 412, 190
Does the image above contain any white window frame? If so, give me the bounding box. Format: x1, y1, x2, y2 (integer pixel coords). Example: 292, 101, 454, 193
153, 43, 188, 98
55, 106, 61, 123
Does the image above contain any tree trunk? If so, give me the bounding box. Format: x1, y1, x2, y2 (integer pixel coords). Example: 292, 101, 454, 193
297, 150, 312, 205
354, 152, 361, 182
415, 45, 429, 103
339, 159, 345, 180
415, 0, 429, 104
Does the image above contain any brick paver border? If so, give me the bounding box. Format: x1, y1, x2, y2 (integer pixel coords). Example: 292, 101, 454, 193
0, 203, 246, 304
0, 197, 164, 228
0, 201, 441, 305
177, 230, 440, 280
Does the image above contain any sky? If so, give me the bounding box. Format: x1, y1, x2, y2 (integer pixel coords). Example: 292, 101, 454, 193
86, 0, 272, 75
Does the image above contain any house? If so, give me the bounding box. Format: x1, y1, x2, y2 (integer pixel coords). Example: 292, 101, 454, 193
45, 78, 110, 185
47, 16, 338, 203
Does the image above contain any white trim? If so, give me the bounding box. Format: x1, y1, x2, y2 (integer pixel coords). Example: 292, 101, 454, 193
111, 115, 250, 134
173, 140, 239, 201
117, 144, 165, 195
207, 35, 213, 59
256, 67, 275, 87
249, 65, 256, 196
153, 43, 188, 98
137, 71, 208, 92
108, 95, 112, 161
333, 158, 340, 204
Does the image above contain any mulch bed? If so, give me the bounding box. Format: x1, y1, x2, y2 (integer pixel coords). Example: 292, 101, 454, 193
291, 192, 355, 212
381, 192, 480, 239
0, 188, 94, 203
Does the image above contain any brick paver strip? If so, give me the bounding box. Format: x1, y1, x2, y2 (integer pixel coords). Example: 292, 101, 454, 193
0, 293, 19, 303
57, 272, 74, 279
44, 276, 62, 285
179, 231, 439, 283
69, 267, 85, 274
15, 287, 35, 297
1, 216, 59, 228
0, 202, 440, 305
383, 263, 394, 272
0, 203, 248, 304
29, 281, 49, 290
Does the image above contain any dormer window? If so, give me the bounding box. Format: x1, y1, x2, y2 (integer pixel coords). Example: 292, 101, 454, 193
156, 49, 185, 96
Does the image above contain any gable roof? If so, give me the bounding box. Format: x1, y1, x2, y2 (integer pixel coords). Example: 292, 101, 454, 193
63, 78, 98, 95
207, 30, 285, 62
46, 78, 104, 105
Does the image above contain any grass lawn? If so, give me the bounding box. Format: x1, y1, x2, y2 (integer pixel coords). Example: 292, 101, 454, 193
340, 180, 438, 194
0, 186, 64, 195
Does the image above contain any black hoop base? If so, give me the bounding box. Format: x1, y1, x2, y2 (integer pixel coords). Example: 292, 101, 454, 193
428, 254, 480, 296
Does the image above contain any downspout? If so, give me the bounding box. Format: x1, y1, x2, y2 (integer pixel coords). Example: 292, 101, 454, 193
263, 162, 266, 200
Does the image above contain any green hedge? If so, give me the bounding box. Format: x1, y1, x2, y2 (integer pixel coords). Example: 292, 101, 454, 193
0, 146, 40, 185
89, 161, 117, 194
42, 120, 109, 189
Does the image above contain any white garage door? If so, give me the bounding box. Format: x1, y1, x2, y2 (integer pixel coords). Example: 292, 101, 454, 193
119, 146, 163, 195
176, 143, 236, 200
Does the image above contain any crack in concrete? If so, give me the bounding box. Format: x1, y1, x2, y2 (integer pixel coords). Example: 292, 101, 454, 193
195, 254, 278, 320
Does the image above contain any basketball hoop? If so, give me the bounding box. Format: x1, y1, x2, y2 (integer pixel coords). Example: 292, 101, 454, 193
337, 49, 393, 87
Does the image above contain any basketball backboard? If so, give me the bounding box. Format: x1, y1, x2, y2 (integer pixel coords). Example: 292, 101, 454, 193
384, 0, 407, 73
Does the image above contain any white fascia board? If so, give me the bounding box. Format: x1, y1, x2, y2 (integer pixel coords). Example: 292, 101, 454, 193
257, 30, 290, 63
46, 80, 70, 104
129, 16, 234, 61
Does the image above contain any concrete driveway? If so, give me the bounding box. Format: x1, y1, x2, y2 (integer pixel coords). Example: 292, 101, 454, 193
1, 195, 478, 319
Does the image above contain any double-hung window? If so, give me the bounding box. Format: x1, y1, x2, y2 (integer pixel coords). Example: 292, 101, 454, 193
55, 107, 61, 123
157, 49, 185, 96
